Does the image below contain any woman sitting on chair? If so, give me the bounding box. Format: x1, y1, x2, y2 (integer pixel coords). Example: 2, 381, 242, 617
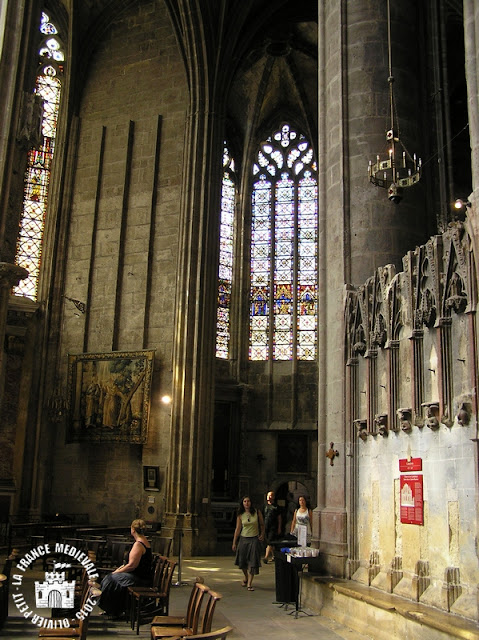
99, 519, 152, 617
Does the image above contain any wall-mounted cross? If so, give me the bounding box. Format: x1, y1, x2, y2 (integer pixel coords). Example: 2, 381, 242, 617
326, 442, 339, 466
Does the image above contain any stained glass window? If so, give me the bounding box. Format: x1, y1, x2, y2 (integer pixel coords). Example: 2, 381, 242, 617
250, 124, 317, 361
14, 12, 64, 299
216, 144, 236, 359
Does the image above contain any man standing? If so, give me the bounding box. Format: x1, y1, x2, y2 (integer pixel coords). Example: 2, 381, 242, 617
262, 490, 282, 563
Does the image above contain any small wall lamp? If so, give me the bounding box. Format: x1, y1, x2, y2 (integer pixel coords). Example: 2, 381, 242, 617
161, 395, 172, 404
454, 198, 471, 210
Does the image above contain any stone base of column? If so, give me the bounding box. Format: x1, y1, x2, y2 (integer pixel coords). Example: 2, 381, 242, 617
315, 507, 349, 577
162, 511, 217, 557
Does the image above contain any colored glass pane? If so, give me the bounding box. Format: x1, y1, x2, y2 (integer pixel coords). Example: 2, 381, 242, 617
216, 144, 236, 359
250, 124, 317, 361
14, 12, 64, 299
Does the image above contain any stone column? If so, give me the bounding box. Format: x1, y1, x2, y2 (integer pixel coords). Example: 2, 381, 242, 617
464, 2, 479, 288
464, 1, 479, 202
317, 0, 432, 576
161, 2, 225, 556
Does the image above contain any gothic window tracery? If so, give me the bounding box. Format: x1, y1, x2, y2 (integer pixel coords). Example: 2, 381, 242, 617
249, 123, 318, 361
14, 11, 64, 300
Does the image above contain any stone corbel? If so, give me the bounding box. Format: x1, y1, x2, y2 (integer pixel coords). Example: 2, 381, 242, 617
457, 403, 471, 426
442, 567, 462, 611
397, 408, 412, 432
422, 402, 440, 429
354, 418, 368, 441
352, 338, 367, 356
0, 263, 29, 289
456, 397, 472, 426
387, 556, 403, 593
444, 273, 467, 314
374, 413, 388, 436
412, 560, 430, 601
368, 551, 380, 585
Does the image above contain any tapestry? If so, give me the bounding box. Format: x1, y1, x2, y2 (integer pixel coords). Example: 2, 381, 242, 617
67, 350, 155, 443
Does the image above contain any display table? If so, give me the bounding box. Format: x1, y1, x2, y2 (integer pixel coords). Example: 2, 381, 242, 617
274, 550, 321, 617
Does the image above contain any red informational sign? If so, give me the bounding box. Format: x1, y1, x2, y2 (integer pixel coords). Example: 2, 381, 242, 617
400, 474, 423, 525
399, 457, 422, 472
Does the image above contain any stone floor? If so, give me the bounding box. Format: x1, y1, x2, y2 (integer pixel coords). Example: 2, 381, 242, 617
2, 555, 373, 639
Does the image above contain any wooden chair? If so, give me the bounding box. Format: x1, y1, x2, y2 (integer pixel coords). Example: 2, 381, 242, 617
126, 554, 166, 626
181, 628, 233, 640
150, 585, 222, 639
198, 590, 222, 634
95, 538, 131, 577
150, 582, 208, 631
38, 584, 100, 638
83, 537, 106, 563
129, 556, 177, 634
150, 536, 173, 556
38, 614, 90, 640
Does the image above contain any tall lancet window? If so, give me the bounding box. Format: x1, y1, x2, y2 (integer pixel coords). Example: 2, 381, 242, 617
250, 123, 317, 361
14, 11, 64, 299
216, 144, 236, 359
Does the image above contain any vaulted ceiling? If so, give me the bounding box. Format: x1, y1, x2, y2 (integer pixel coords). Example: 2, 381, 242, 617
53, 0, 318, 152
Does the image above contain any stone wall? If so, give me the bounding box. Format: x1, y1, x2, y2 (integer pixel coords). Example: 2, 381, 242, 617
47, 0, 187, 524
345, 220, 478, 619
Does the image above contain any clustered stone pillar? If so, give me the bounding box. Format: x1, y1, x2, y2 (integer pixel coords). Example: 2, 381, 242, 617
160, 2, 225, 557
317, 0, 432, 575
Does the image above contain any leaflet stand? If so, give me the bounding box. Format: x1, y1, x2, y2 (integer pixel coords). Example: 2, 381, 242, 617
286, 525, 314, 618
286, 558, 314, 619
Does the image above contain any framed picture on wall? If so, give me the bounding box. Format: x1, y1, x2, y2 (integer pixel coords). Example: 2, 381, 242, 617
144, 466, 160, 491
67, 350, 155, 444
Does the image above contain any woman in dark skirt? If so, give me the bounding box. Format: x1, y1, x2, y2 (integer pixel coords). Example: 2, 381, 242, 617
99, 519, 153, 617
232, 496, 265, 591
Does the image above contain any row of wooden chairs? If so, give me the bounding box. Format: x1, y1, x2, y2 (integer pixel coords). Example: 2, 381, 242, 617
128, 554, 177, 634
41, 534, 172, 577
150, 581, 224, 639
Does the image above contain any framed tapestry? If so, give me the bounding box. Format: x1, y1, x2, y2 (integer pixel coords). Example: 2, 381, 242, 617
67, 350, 155, 444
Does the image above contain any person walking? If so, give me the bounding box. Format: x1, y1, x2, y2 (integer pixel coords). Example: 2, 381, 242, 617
232, 496, 265, 591
262, 490, 281, 563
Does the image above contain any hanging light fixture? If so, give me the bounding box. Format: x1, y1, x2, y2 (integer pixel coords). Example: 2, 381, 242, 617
368, 0, 421, 204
